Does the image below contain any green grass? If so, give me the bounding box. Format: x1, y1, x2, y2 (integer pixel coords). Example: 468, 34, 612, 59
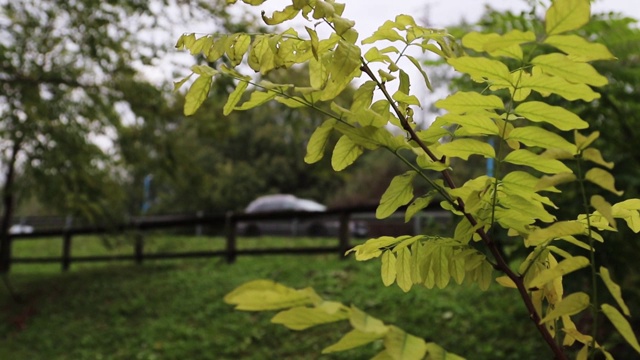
0, 234, 551, 359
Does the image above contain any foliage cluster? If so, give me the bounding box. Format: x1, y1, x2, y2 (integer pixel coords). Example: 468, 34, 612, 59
177, 0, 640, 358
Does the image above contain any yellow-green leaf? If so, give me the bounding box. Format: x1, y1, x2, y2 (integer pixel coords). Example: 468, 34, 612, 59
439, 139, 495, 160
405, 193, 435, 223
526, 220, 586, 247
305, 120, 335, 164
544, 34, 616, 62
504, 149, 572, 174
362, 20, 405, 44
349, 306, 389, 334
384, 326, 428, 360
575, 130, 600, 150
591, 195, 616, 229
534, 173, 576, 191
323, 329, 385, 353
261, 5, 300, 25
405, 55, 433, 91
585, 168, 623, 196
227, 33, 251, 66
600, 267, 630, 316
424, 342, 466, 360
539, 292, 590, 323
173, 73, 193, 93
461, 32, 499, 52
396, 247, 413, 292
601, 304, 640, 354
223, 79, 249, 116
381, 250, 397, 286
435, 91, 503, 114
582, 148, 614, 169
447, 57, 511, 86
271, 302, 349, 330
519, 71, 600, 102
392, 91, 421, 106
514, 101, 588, 131
332, 135, 363, 171
545, 0, 590, 36
528, 256, 590, 289
235, 91, 277, 111
436, 113, 500, 136
377, 171, 417, 219
531, 53, 608, 87
507, 126, 577, 152
483, 29, 536, 52
184, 75, 213, 116
224, 279, 322, 311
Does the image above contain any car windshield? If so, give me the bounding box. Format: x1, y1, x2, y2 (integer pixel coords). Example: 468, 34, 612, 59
245, 195, 326, 213
294, 199, 326, 211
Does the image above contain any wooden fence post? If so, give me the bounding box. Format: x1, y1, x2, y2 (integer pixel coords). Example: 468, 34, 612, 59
225, 212, 237, 264
134, 223, 144, 265
61, 215, 73, 271
62, 233, 72, 271
338, 212, 351, 259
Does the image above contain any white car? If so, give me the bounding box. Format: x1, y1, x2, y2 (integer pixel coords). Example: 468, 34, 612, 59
239, 194, 367, 237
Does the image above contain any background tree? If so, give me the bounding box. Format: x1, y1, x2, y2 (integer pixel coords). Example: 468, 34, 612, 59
0, 0, 234, 272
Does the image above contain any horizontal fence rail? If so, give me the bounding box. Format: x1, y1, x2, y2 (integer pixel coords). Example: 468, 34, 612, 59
5, 204, 451, 272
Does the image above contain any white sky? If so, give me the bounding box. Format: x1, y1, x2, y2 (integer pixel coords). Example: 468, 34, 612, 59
148, 0, 640, 124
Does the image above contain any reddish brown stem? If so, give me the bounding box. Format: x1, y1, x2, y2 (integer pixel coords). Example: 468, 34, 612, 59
360, 62, 568, 360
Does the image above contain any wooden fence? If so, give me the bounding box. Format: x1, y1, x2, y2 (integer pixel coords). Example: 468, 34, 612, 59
5, 204, 450, 272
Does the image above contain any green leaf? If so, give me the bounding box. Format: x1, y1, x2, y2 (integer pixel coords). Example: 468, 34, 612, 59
483, 29, 536, 52
545, 0, 590, 36
425, 342, 465, 360
304, 120, 336, 164
601, 304, 640, 354
585, 168, 623, 196
544, 35, 616, 62
461, 32, 499, 52
514, 101, 588, 131
435, 92, 503, 114
384, 326, 428, 360
600, 267, 630, 316
504, 149, 572, 174
376, 171, 417, 219
381, 250, 397, 286
184, 75, 213, 116
506, 126, 577, 152
539, 292, 590, 323
531, 53, 608, 87
271, 302, 349, 330
405, 193, 435, 223
396, 247, 413, 292
223, 79, 249, 116
439, 139, 495, 160
323, 329, 386, 353
526, 220, 587, 247
305, 26, 320, 59
447, 57, 511, 86
224, 279, 322, 310
332, 135, 363, 171
528, 256, 590, 289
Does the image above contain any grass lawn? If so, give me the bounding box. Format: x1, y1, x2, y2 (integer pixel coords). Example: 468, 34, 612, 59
0, 234, 551, 359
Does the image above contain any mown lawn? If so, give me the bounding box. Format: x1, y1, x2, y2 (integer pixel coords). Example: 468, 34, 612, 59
0, 234, 551, 359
